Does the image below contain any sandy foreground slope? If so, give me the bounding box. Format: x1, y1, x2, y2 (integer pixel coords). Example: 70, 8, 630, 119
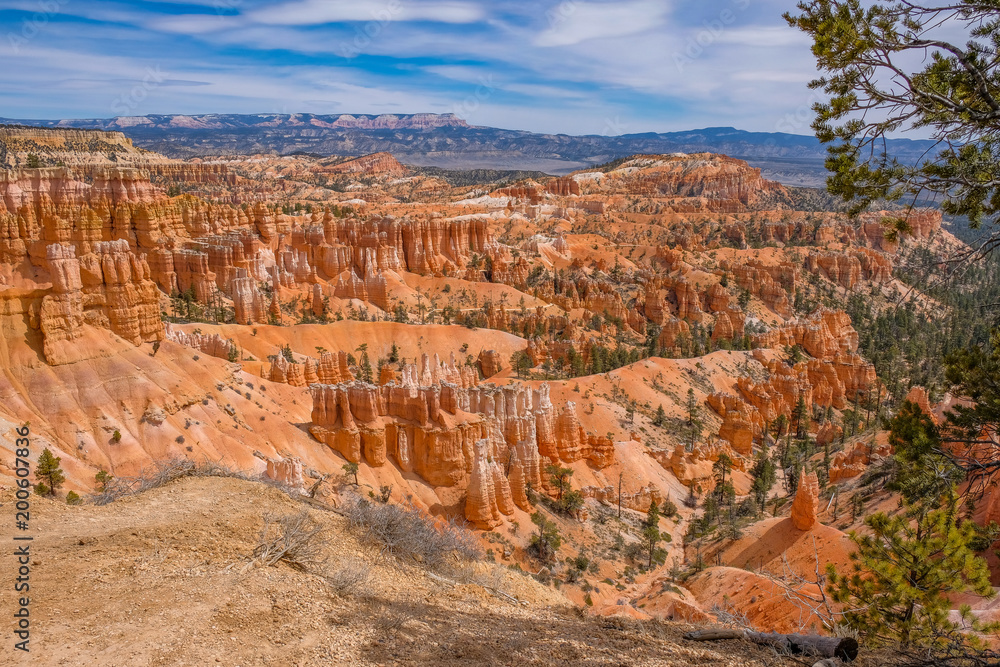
0, 475, 810, 667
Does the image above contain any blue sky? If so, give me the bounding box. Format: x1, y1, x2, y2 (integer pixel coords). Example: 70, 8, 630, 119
0, 0, 819, 135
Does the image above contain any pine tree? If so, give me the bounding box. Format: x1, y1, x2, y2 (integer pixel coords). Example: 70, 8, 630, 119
713, 453, 733, 504
342, 462, 359, 485
749, 446, 777, 513
356, 343, 373, 383
828, 496, 997, 647
685, 389, 702, 452
546, 464, 573, 501
642, 500, 667, 569
653, 404, 666, 427
530, 511, 561, 562
510, 350, 531, 378
35, 448, 65, 496
95, 468, 112, 492
888, 400, 962, 504
793, 394, 809, 438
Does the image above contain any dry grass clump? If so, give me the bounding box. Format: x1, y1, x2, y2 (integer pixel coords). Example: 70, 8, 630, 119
93, 457, 256, 505
320, 558, 371, 596
342, 495, 481, 570
250, 509, 328, 570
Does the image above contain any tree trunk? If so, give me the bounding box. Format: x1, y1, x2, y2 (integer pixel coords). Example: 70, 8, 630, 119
683, 628, 858, 662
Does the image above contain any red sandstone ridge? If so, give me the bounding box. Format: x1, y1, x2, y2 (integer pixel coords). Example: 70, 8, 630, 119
315, 152, 408, 178
570, 153, 788, 212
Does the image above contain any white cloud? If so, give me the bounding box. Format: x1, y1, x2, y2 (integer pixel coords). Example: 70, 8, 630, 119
716, 26, 812, 48
248, 0, 485, 26
533, 0, 670, 47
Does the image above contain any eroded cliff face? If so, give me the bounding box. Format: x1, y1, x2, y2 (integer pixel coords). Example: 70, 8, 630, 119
706, 311, 876, 452
308, 379, 611, 528
40, 239, 164, 364
572, 154, 788, 212
0, 126, 166, 169
0, 162, 501, 364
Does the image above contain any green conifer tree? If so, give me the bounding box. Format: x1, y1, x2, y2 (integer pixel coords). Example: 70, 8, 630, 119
828, 496, 997, 647
35, 448, 65, 496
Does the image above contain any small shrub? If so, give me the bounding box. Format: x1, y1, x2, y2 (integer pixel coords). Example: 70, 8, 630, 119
95, 468, 112, 491
66, 491, 82, 505
112, 430, 122, 443
321, 558, 370, 596
252, 510, 328, 570
175, 435, 185, 444
93, 457, 254, 505
33, 483, 49, 496
343, 496, 480, 570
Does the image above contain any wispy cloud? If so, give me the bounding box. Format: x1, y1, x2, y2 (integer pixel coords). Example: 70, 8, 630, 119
533, 0, 671, 47
0, 0, 822, 135
247, 0, 486, 26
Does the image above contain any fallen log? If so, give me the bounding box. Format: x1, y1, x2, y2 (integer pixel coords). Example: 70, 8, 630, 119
683, 628, 858, 662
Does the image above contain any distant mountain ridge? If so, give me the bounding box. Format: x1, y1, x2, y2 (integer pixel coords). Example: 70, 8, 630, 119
8, 112, 472, 132
0, 113, 938, 186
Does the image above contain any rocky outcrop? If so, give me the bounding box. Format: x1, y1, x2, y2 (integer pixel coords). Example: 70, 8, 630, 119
656, 442, 746, 490
790, 470, 820, 530
829, 440, 892, 482
294, 212, 492, 278
231, 268, 267, 324
39, 243, 85, 362
857, 209, 942, 251
477, 349, 504, 378
309, 380, 610, 526
164, 323, 235, 360
334, 265, 388, 310
39, 240, 163, 364
577, 154, 787, 213
905, 386, 934, 419
550, 401, 615, 468
708, 393, 763, 456
0, 126, 163, 170
466, 438, 514, 528
657, 318, 691, 354
268, 354, 307, 387
754, 309, 859, 360
316, 152, 407, 177
581, 483, 662, 513
397, 352, 480, 389
265, 455, 306, 493
806, 249, 893, 288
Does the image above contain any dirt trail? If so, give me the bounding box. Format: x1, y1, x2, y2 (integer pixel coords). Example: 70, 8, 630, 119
3, 476, 788, 666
